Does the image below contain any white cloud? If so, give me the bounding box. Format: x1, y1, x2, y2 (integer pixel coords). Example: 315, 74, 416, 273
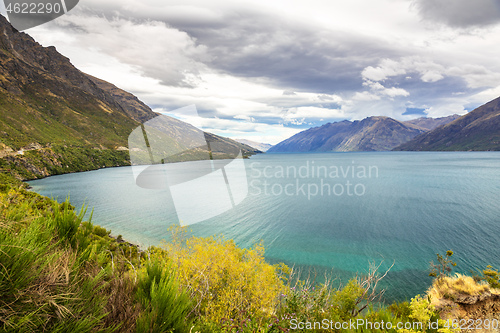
446, 65, 500, 89
382, 87, 410, 98
44, 13, 208, 87
420, 71, 444, 83
361, 59, 407, 82
352, 91, 381, 102
425, 103, 467, 118
362, 57, 447, 84
361, 80, 409, 99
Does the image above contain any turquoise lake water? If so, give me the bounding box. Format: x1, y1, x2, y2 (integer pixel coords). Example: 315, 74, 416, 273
28, 152, 500, 302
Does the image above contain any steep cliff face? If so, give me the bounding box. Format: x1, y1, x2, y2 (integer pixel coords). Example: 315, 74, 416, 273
86, 75, 157, 123
0, 15, 130, 113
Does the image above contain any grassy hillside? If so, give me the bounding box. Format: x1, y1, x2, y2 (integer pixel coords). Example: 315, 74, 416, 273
0, 62, 139, 150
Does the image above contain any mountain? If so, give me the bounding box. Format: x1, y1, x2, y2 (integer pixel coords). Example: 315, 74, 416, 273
0, 14, 142, 150
403, 114, 460, 131
0, 14, 258, 179
235, 139, 272, 152
268, 116, 430, 152
395, 97, 500, 151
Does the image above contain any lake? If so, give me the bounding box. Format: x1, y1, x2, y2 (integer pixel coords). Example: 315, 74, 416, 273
28, 152, 500, 302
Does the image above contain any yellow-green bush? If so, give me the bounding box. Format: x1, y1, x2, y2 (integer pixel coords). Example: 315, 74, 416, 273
396, 295, 456, 333
164, 233, 286, 324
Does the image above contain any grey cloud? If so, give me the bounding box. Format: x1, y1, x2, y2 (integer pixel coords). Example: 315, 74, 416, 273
412, 0, 500, 28
389, 74, 471, 102
80, 3, 402, 95
50, 8, 208, 88
175, 11, 400, 94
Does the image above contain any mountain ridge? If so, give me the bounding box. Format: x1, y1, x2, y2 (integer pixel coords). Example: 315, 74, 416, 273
268, 115, 459, 152
394, 97, 500, 151
403, 114, 460, 131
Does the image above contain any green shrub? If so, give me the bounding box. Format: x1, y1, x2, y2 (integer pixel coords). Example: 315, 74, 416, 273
93, 224, 111, 238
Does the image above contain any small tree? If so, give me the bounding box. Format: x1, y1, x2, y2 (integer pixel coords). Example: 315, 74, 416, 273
477, 265, 500, 289
429, 250, 456, 279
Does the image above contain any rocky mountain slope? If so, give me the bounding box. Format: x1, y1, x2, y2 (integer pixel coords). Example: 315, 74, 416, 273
268, 116, 425, 152
403, 114, 460, 131
268, 115, 461, 153
0, 14, 140, 150
395, 96, 500, 151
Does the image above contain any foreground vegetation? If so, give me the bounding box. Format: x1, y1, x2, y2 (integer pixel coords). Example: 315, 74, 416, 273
1, 173, 499, 332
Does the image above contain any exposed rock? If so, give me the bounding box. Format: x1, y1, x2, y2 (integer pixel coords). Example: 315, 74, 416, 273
435, 291, 500, 332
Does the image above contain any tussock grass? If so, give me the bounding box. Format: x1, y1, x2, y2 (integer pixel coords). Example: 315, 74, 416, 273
428, 273, 490, 303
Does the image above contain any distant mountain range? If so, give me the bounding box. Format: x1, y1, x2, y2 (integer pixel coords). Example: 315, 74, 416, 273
0, 14, 258, 179
395, 96, 500, 151
268, 115, 459, 152
235, 139, 273, 152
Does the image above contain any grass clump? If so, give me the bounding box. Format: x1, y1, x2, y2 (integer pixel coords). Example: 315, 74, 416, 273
0, 189, 113, 332
0, 176, 146, 332
135, 258, 193, 333
428, 274, 490, 302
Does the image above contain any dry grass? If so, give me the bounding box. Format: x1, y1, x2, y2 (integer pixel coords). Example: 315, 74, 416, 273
100, 263, 142, 333
428, 274, 490, 303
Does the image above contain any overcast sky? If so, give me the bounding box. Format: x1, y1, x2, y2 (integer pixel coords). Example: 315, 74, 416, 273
2, 0, 500, 144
